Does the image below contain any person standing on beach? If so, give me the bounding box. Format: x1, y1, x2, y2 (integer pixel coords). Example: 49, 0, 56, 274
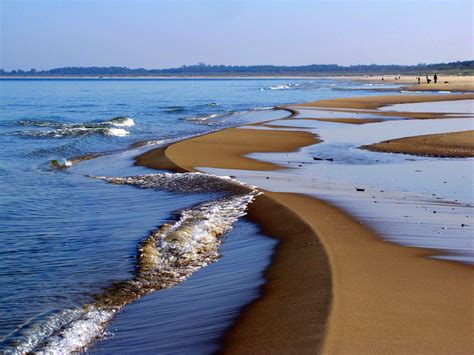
434, 74, 438, 83
417, 77, 421, 84
426, 75, 431, 84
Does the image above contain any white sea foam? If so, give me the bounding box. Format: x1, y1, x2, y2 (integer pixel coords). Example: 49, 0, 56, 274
105, 128, 129, 136
252, 106, 274, 111
270, 84, 291, 90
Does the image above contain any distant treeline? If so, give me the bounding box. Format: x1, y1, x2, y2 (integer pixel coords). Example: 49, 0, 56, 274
1, 60, 473, 77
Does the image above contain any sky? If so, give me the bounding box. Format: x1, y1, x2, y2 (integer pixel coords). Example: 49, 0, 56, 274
0, 0, 473, 70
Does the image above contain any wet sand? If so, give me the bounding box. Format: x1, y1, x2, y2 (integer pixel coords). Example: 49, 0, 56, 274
138, 127, 319, 172
362, 130, 474, 157
295, 117, 385, 125
299, 93, 474, 110
137, 94, 474, 353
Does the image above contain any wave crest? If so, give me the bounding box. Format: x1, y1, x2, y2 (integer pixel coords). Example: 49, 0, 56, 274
13, 116, 134, 138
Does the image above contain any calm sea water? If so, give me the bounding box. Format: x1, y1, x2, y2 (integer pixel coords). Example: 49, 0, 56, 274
0, 78, 397, 352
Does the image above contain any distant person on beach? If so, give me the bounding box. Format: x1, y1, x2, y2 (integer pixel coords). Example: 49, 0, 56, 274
434, 74, 438, 83
417, 77, 421, 84
426, 75, 431, 84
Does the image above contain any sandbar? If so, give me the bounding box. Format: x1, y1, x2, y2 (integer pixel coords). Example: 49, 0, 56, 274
362, 130, 474, 158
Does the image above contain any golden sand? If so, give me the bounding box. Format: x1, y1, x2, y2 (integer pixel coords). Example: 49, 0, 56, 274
138, 127, 319, 172
299, 93, 474, 110
362, 130, 474, 157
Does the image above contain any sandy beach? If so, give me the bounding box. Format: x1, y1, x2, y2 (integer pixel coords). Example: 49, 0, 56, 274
137, 94, 474, 353
362, 130, 474, 157
332, 75, 474, 92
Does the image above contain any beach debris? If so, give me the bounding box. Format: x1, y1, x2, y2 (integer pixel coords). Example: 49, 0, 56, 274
50, 159, 72, 170
356, 188, 365, 192
312, 157, 334, 162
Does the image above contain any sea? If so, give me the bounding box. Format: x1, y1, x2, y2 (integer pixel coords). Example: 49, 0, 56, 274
0, 78, 422, 353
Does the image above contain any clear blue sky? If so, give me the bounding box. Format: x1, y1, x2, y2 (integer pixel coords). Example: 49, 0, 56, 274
1, 0, 472, 70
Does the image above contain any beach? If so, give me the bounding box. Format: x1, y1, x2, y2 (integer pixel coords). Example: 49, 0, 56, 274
332, 75, 474, 93
137, 93, 474, 353
2, 78, 473, 353
2, 0, 473, 351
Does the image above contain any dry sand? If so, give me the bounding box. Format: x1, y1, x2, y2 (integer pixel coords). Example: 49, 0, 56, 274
362, 130, 474, 157
137, 94, 474, 354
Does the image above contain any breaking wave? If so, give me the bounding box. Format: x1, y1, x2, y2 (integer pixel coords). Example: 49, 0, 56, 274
8, 173, 260, 353
260, 84, 300, 91
183, 107, 275, 126
13, 116, 134, 138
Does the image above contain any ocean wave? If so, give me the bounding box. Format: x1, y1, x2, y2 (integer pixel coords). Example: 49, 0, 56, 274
105, 116, 135, 127
162, 106, 187, 113
183, 113, 223, 125
14, 126, 130, 138
183, 106, 274, 126
261, 83, 300, 91
13, 116, 134, 138
17, 119, 64, 128
10, 173, 259, 353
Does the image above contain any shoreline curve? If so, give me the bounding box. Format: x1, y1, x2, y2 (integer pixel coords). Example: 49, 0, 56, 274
135, 94, 474, 353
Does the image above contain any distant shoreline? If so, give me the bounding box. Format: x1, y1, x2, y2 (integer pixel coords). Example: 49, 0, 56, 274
1, 74, 473, 80
4, 74, 472, 92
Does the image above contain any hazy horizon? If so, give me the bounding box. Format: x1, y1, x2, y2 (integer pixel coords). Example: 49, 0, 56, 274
1, 0, 473, 71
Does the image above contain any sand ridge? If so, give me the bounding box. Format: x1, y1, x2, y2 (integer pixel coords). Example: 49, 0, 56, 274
362, 130, 474, 157
299, 93, 474, 110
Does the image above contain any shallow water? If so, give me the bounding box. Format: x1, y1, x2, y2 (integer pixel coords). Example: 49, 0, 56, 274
202, 101, 474, 263
380, 99, 474, 113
